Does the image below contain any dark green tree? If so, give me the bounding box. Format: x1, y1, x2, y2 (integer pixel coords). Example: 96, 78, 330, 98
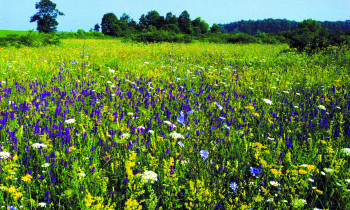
101, 13, 118, 35
30, 0, 64, 33
94, 24, 100, 32
178, 10, 192, 34
192, 17, 209, 34
210, 24, 221, 33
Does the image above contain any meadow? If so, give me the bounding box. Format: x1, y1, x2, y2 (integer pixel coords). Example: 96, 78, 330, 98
0, 39, 350, 209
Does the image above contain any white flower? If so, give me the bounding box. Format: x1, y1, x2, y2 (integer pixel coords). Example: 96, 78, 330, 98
263, 98, 273, 105
181, 158, 190, 165
323, 168, 335, 173
318, 105, 326, 110
296, 93, 301, 96
336, 106, 341, 109
281, 200, 288, 203
267, 198, 274, 202
78, 173, 86, 177
121, 133, 130, 139
108, 69, 115, 73
271, 86, 276, 89
283, 91, 289, 94
141, 170, 158, 184
169, 131, 184, 140
42, 163, 50, 168
344, 179, 350, 184
8, 101, 14, 105
144, 62, 149, 64
340, 148, 350, 157
38, 202, 47, 207
137, 126, 145, 130
32, 143, 47, 149
163, 121, 176, 128
107, 81, 112, 84
148, 130, 154, 134
0, 151, 10, 159
269, 181, 280, 187
309, 178, 314, 182
321, 171, 326, 175
65, 118, 76, 124
127, 112, 134, 116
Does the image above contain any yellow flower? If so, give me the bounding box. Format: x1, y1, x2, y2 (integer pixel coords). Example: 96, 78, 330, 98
244, 106, 254, 110
8, 186, 16, 193
299, 169, 307, 174
271, 169, 282, 176
14, 192, 23, 199
316, 189, 323, 194
22, 174, 32, 182
69, 146, 76, 151
13, 155, 18, 161
306, 165, 316, 171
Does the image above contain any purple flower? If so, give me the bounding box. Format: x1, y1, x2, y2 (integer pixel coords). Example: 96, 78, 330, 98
200, 150, 209, 160
249, 167, 261, 176
230, 182, 238, 192
178, 141, 184, 147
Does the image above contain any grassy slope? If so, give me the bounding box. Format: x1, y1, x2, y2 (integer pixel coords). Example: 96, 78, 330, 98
0, 30, 37, 37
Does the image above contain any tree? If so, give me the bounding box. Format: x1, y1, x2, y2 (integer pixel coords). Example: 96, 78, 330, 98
30, 0, 64, 33
101, 13, 118, 35
178, 10, 192, 34
94, 24, 100, 32
210, 24, 221, 33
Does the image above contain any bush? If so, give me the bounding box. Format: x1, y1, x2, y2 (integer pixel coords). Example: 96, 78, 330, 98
0, 30, 60, 48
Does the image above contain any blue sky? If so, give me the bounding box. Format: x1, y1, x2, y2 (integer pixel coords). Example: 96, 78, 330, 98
0, 0, 349, 31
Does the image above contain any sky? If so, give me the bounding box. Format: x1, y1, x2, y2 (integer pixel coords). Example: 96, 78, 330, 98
0, 0, 349, 32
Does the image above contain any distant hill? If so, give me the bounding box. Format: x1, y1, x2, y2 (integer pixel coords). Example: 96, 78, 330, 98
219, 19, 350, 35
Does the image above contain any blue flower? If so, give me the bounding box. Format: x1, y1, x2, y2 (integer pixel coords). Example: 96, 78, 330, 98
7, 206, 17, 210
200, 150, 209, 160
187, 110, 194, 115
224, 125, 230, 130
185, 134, 190, 138
177, 111, 185, 126
178, 141, 184, 147
189, 88, 195, 93
219, 117, 226, 120
230, 182, 238, 192
249, 167, 261, 176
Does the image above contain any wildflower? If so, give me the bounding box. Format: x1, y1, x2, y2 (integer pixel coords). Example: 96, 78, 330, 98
141, 171, 158, 184
270, 169, 282, 176
169, 131, 184, 140
127, 112, 134, 116
345, 179, 350, 184
32, 143, 48, 149
299, 169, 307, 174
65, 118, 76, 124
269, 181, 280, 187
250, 167, 261, 176
340, 148, 350, 157
178, 141, 184, 147
215, 102, 223, 110
38, 203, 47, 207
148, 130, 154, 134
144, 62, 149, 64
263, 99, 273, 105
7, 206, 17, 210
321, 171, 326, 175
291, 198, 307, 208
78, 173, 86, 177
121, 133, 131, 139
189, 88, 195, 93
42, 163, 50, 168
309, 178, 314, 182
14, 192, 22, 199
318, 105, 326, 110
22, 174, 32, 182
108, 69, 115, 73
267, 198, 274, 202
230, 182, 238, 192
323, 168, 335, 174
164, 121, 176, 128
0, 151, 10, 159
200, 150, 209, 160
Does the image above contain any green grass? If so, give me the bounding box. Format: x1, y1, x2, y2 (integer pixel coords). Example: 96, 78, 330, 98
0, 30, 38, 37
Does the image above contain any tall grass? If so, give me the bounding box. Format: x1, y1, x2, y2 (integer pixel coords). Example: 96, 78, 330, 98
0, 39, 349, 209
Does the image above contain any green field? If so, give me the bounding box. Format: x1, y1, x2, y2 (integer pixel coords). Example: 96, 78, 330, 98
0, 39, 349, 209
0, 30, 38, 37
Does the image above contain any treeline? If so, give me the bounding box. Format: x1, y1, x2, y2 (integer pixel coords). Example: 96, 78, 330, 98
219, 19, 350, 35
96, 10, 222, 43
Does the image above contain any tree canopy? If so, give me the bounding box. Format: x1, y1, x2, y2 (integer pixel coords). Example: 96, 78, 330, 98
30, 0, 64, 33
